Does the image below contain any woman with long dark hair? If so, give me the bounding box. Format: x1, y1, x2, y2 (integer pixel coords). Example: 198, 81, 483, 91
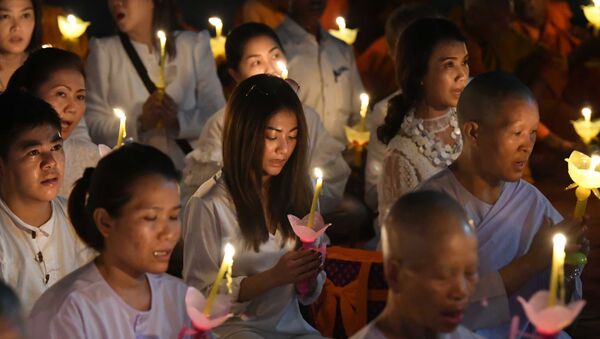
183, 74, 325, 338
85, 0, 225, 168
377, 18, 469, 221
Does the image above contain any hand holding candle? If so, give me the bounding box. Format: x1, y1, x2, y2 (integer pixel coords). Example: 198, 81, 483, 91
113, 108, 127, 148
307, 168, 324, 229
204, 243, 235, 316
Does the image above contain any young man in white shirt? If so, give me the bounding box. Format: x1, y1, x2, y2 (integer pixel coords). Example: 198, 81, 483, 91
0, 91, 92, 313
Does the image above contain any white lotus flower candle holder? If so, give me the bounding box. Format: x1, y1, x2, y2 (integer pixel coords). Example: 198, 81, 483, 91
328, 17, 358, 45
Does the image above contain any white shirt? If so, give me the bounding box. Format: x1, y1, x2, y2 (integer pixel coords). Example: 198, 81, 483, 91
0, 197, 93, 314
182, 174, 326, 338
182, 105, 350, 213
85, 31, 226, 168
350, 322, 483, 339
364, 91, 399, 211
60, 137, 102, 198
28, 262, 190, 338
275, 17, 365, 142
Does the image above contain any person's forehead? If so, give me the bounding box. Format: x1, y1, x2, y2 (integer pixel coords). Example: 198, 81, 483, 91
13, 124, 60, 146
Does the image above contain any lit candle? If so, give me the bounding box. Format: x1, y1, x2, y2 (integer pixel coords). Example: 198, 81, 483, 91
277, 61, 288, 80
156, 30, 167, 90
113, 108, 127, 148
574, 155, 600, 218
572, 106, 600, 144
208, 17, 226, 59
307, 168, 324, 229
359, 93, 369, 131
583, 0, 600, 36
328, 16, 358, 45
548, 233, 566, 306
57, 14, 90, 41
204, 243, 235, 315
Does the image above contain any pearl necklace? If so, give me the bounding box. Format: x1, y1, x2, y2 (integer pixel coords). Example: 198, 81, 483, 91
400, 108, 462, 166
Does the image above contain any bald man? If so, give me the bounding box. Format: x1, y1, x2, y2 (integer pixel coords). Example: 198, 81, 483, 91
419, 71, 586, 338
351, 191, 482, 339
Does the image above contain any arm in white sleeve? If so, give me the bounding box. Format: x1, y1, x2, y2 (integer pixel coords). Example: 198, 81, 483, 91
305, 107, 350, 213
182, 195, 249, 314
177, 32, 226, 140
84, 39, 121, 147
463, 271, 510, 330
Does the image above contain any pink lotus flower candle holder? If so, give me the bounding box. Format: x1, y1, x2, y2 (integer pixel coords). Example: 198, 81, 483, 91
178, 287, 233, 339
288, 212, 331, 296
517, 290, 585, 338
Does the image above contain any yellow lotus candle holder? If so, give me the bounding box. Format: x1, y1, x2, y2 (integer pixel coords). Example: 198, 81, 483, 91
583, 0, 600, 36
57, 14, 90, 41
572, 106, 600, 144
328, 17, 358, 45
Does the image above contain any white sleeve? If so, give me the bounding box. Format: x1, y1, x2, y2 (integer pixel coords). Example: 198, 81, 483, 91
182, 196, 250, 314
377, 150, 418, 221
177, 32, 226, 140
306, 108, 350, 213
463, 271, 510, 330
28, 297, 86, 339
84, 39, 121, 147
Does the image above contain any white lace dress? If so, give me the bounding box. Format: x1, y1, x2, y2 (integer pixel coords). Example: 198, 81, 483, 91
377, 108, 462, 222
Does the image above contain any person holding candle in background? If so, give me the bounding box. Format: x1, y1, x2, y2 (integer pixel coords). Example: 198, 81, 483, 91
275, 0, 366, 143
418, 71, 587, 338
85, 0, 225, 169
376, 18, 468, 226
182, 22, 354, 244
183, 74, 325, 339
6, 47, 104, 198
0, 91, 93, 314
29, 143, 189, 338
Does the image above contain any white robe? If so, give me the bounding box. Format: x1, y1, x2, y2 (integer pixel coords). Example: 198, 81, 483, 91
28, 261, 190, 338
0, 197, 93, 314
275, 17, 365, 142
182, 105, 350, 213
182, 174, 326, 338
418, 168, 582, 338
85, 30, 225, 169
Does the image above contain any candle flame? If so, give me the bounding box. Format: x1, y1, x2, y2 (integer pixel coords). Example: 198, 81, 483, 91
582, 107, 592, 122
157, 30, 166, 44
67, 14, 76, 25
590, 155, 600, 170
594, 0, 600, 7
314, 167, 323, 179
276, 61, 288, 78
113, 108, 126, 120
224, 242, 235, 261
360, 93, 369, 117
553, 233, 567, 249
41, 44, 53, 49
336, 16, 346, 30
208, 17, 223, 28
57, 14, 90, 40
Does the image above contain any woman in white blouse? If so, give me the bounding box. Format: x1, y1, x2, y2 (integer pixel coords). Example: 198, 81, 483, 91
377, 18, 469, 222
183, 74, 325, 339
85, 0, 225, 169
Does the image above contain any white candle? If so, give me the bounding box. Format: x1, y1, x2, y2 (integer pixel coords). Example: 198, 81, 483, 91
208, 17, 223, 38
113, 108, 127, 148
307, 168, 324, 229
359, 93, 369, 131
156, 30, 167, 90
204, 243, 235, 315
548, 233, 566, 306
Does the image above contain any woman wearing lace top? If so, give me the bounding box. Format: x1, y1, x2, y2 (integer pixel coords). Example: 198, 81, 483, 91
377, 18, 469, 222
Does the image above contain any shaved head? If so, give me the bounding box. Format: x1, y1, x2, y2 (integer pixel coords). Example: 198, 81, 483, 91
457, 71, 536, 128
382, 191, 474, 264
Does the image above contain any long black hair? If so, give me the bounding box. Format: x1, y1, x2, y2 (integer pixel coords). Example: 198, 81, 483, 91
378, 18, 466, 145
68, 143, 180, 252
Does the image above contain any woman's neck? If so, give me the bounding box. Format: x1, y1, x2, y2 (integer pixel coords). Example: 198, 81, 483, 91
0, 52, 27, 90
375, 304, 437, 339
126, 21, 155, 51
450, 158, 504, 204
95, 254, 151, 311
414, 100, 450, 120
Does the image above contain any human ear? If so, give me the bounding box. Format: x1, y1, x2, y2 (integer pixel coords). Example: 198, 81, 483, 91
463, 121, 479, 145
93, 208, 115, 238
384, 257, 404, 293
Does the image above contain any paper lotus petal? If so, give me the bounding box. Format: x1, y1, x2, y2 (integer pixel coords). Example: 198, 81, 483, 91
185, 287, 233, 331
571, 118, 600, 144
287, 213, 332, 243
566, 151, 600, 189
344, 125, 370, 145
517, 290, 585, 335
328, 28, 358, 45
